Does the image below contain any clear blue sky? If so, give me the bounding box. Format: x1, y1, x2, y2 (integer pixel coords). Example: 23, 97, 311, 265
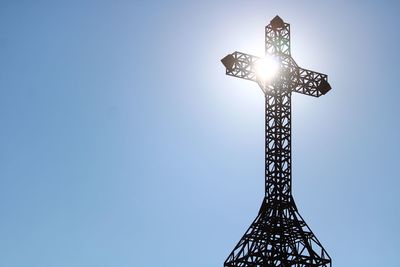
0, 1, 399, 266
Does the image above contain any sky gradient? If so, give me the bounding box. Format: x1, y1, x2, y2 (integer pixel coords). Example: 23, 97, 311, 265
0, 1, 399, 266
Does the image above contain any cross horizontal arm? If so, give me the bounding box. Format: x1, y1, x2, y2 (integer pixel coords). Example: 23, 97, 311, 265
294, 67, 331, 97
221, 51, 259, 82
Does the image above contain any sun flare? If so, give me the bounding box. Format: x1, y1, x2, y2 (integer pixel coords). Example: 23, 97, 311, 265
255, 55, 280, 83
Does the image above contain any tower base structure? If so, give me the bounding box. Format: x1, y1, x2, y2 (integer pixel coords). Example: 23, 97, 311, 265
224, 198, 331, 267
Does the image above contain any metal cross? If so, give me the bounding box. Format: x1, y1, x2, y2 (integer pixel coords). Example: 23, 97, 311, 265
220, 16, 332, 267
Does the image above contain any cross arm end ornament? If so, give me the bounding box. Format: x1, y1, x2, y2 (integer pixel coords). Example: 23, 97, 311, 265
221, 52, 259, 82
293, 67, 332, 97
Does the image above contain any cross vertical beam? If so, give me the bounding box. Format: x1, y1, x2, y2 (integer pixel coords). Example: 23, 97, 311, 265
265, 90, 292, 204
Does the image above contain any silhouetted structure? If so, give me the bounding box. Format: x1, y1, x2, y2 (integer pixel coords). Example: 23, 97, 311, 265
220, 16, 332, 266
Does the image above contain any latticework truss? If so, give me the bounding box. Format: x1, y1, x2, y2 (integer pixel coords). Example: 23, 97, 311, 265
220, 16, 332, 267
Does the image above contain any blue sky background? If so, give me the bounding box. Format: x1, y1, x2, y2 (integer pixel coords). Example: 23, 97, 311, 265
0, 0, 399, 266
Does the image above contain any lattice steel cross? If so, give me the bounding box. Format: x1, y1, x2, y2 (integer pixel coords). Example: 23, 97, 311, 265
220, 16, 332, 267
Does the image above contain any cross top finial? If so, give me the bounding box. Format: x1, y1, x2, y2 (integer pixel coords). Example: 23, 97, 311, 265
270, 15, 285, 30
266, 16, 291, 56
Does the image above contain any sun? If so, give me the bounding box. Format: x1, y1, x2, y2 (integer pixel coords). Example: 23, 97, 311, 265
255, 55, 280, 84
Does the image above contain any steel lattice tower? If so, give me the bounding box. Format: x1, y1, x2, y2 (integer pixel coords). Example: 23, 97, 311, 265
220, 16, 332, 267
